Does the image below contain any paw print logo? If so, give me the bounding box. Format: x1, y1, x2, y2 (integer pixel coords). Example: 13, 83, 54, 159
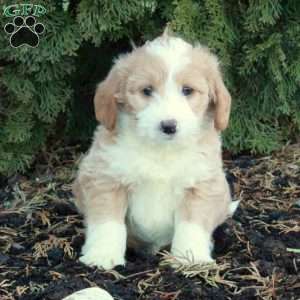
4, 16, 45, 48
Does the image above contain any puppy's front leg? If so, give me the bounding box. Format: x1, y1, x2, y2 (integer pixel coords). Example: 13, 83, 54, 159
74, 178, 128, 270
171, 179, 231, 264
171, 221, 214, 264
80, 221, 126, 270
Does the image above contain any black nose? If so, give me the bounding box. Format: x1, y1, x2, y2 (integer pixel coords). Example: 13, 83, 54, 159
160, 119, 177, 135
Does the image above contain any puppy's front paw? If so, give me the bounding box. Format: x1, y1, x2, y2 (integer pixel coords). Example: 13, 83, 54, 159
80, 222, 126, 270
80, 247, 125, 270
170, 249, 215, 266
171, 222, 214, 266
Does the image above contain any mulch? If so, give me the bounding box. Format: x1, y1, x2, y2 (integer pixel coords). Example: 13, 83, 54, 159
0, 144, 299, 300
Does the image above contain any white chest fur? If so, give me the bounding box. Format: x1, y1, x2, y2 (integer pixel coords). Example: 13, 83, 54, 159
100, 129, 217, 186
127, 180, 183, 248
97, 126, 221, 248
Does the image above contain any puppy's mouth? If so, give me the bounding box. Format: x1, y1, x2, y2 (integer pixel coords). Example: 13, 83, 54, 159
157, 132, 183, 146
161, 132, 177, 140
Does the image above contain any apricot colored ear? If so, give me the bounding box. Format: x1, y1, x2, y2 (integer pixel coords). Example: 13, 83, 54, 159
94, 69, 120, 131
212, 76, 231, 131
192, 46, 231, 131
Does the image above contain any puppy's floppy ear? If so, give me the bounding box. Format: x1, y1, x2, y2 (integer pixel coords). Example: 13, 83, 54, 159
94, 67, 120, 131
193, 46, 231, 131
210, 72, 231, 131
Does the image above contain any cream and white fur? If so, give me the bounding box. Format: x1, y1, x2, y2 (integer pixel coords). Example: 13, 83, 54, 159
73, 31, 239, 270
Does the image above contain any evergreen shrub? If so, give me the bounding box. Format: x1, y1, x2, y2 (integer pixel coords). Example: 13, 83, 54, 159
0, 0, 299, 175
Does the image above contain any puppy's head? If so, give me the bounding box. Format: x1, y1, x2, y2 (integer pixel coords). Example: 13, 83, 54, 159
94, 32, 231, 143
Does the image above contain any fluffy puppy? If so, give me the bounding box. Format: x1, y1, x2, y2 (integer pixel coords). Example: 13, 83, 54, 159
73, 31, 239, 270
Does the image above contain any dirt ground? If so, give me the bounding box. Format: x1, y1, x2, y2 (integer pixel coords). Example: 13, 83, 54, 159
0, 144, 299, 300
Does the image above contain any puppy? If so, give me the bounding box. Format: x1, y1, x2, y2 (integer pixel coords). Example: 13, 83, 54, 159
73, 31, 239, 270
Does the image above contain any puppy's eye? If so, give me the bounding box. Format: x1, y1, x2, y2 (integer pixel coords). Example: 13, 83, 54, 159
182, 86, 194, 96
142, 86, 153, 97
